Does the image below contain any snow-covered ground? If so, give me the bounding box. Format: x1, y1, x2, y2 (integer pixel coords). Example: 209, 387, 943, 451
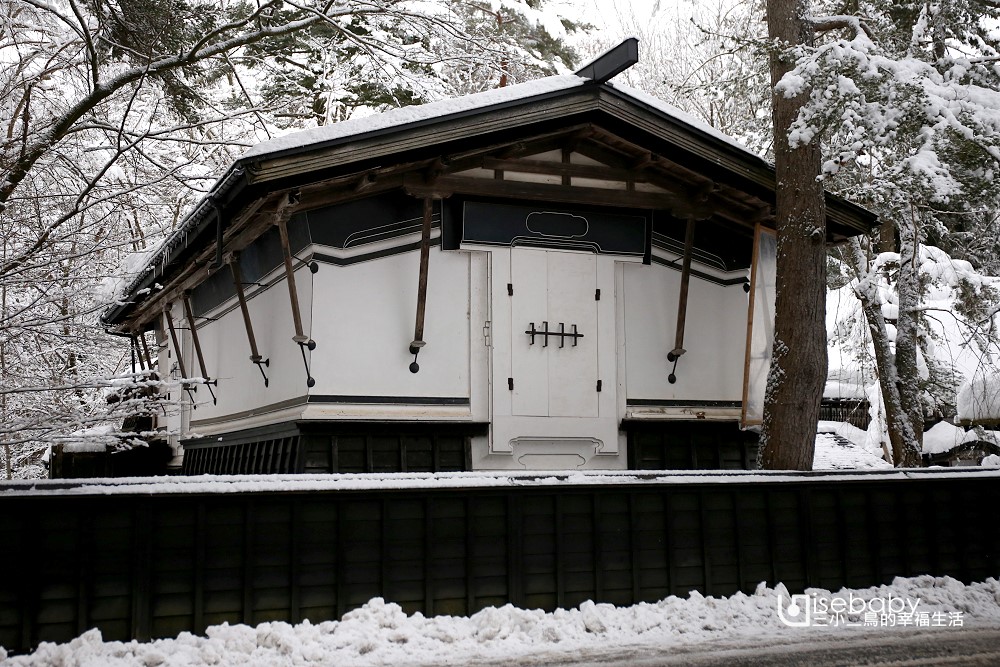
3, 575, 997, 666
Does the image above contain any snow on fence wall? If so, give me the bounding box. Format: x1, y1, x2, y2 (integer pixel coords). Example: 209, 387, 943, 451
1, 470, 999, 655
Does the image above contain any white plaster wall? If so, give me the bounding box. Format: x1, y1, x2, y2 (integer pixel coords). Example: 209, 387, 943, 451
189, 264, 314, 428
623, 262, 747, 401
309, 247, 471, 400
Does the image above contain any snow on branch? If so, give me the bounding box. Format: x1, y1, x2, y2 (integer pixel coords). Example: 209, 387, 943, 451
771, 17, 1000, 202
809, 15, 875, 41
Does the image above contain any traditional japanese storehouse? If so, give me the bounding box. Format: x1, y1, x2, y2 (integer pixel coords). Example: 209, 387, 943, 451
102, 40, 877, 475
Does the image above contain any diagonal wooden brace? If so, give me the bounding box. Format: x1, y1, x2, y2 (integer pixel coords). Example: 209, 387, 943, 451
182, 294, 217, 404
667, 218, 697, 384
229, 254, 270, 387
276, 216, 316, 388
138, 332, 154, 373
131, 335, 145, 372
164, 306, 197, 406
409, 197, 434, 373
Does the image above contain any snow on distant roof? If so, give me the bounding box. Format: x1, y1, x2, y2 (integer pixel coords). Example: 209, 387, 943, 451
923, 421, 967, 455
813, 430, 892, 470
958, 372, 1000, 424
242, 75, 589, 161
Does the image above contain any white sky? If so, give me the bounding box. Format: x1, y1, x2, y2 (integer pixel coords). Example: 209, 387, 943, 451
572, 0, 695, 34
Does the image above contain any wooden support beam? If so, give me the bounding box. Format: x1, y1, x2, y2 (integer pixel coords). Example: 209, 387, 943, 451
353, 171, 377, 193
276, 218, 308, 344
276, 208, 317, 388
182, 294, 217, 404
164, 307, 189, 380
408, 198, 434, 373
481, 157, 646, 183
404, 173, 681, 211
164, 305, 197, 404
131, 335, 145, 372
229, 254, 270, 387
667, 218, 697, 384
139, 332, 154, 372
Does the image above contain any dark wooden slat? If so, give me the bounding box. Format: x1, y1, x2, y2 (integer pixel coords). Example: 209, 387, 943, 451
242, 501, 255, 625
555, 494, 565, 609
290, 501, 300, 623
424, 498, 434, 616
506, 496, 523, 608
130, 502, 152, 642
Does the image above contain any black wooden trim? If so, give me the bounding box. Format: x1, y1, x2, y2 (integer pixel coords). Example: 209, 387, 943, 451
307, 395, 470, 406
311, 239, 434, 267
649, 255, 748, 286
575, 37, 639, 83
625, 399, 743, 408
184, 422, 302, 448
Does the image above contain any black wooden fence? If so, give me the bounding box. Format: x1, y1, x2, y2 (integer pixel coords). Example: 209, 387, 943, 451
2, 469, 999, 655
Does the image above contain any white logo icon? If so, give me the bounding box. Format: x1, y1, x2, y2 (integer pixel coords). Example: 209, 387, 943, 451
777, 594, 812, 627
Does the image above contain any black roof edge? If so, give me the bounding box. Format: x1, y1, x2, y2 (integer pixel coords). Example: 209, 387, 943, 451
574, 37, 639, 83
101, 166, 251, 327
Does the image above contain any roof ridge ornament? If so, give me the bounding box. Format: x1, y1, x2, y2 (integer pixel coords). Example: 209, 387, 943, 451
574, 37, 639, 84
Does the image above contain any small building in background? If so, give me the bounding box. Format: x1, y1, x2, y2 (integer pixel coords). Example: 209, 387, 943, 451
99, 40, 877, 476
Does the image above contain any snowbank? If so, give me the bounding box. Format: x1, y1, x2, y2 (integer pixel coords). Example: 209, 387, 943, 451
3, 576, 997, 666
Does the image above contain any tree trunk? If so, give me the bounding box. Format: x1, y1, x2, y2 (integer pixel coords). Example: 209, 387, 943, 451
842, 239, 919, 465
759, 0, 827, 470
893, 206, 924, 466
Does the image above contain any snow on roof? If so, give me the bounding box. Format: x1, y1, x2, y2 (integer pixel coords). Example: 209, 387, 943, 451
958, 372, 1000, 424
241, 74, 589, 161
813, 430, 892, 470
923, 421, 967, 455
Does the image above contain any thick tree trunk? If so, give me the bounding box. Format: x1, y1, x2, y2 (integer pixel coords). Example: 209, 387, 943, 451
893, 209, 924, 465
759, 0, 827, 470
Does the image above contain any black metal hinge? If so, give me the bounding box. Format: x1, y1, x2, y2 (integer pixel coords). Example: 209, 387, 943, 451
507, 283, 513, 296
596, 379, 602, 392
508, 377, 514, 390
595, 288, 601, 301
